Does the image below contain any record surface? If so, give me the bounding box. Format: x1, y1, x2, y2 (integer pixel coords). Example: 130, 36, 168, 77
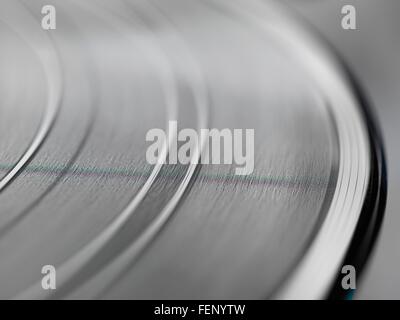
0, 0, 385, 299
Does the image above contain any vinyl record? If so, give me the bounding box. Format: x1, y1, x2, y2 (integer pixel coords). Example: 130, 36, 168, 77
0, 0, 386, 299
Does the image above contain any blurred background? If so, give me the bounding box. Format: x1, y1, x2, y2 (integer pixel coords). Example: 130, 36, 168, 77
284, 0, 400, 299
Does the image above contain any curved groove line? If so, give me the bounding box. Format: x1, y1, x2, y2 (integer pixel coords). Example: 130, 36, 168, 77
0, 23, 99, 242
0, 2, 63, 192
0, 0, 100, 240
93, 0, 210, 298
15, 0, 179, 299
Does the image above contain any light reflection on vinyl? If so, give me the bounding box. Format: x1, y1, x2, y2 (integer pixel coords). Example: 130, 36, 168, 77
0, 0, 385, 299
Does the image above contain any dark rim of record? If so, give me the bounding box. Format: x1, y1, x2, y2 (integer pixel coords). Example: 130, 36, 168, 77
324, 42, 388, 300
286, 5, 388, 299
261, 1, 388, 299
